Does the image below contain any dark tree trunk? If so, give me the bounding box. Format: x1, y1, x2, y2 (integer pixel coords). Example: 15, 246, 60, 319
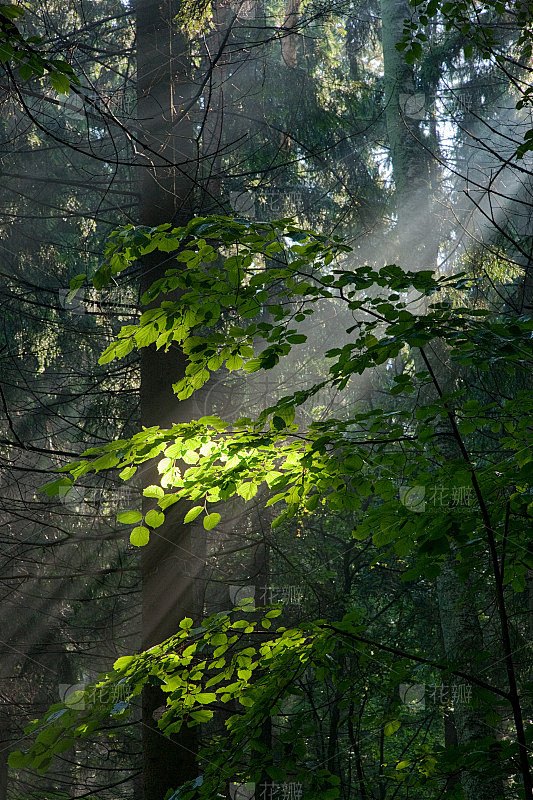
136, 2, 199, 797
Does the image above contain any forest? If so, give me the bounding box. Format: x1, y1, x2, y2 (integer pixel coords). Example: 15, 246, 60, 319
1, 0, 533, 798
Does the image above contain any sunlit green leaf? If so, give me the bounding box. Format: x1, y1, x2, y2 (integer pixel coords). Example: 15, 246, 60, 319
130, 526, 150, 547
117, 510, 143, 524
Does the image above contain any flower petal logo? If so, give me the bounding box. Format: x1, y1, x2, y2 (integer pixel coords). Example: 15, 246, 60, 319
58, 288, 85, 315
229, 585, 256, 610
399, 93, 426, 120
399, 485, 426, 513
57, 91, 86, 121
59, 682, 87, 710
230, 191, 255, 218
399, 683, 425, 710
59, 484, 101, 513
229, 783, 256, 800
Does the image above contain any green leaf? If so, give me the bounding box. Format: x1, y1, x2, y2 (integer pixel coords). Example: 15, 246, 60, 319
266, 765, 286, 781
384, 720, 401, 736
113, 655, 135, 670
286, 333, 306, 344
145, 509, 165, 528
51, 74, 71, 95
236, 482, 258, 501
130, 526, 150, 546
184, 506, 203, 523
305, 493, 319, 511
411, 41, 422, 60
458, 420, 476, 434
117, 510, 143, 524
93, 452, 119, 471
40, 476, 72, 497
195, 693, 216, 704
0, 40, 14, 62
243, 358, 262, 373
159, 494, 180, 510
0, 4, 25, 19
226, 354, 243, 370
203, 512, 221, 530
189, 709, 213, 722
8, 750, 28, 768
17, 62, 33, 81
511, 574, 526, 592
143, 485, 165, 499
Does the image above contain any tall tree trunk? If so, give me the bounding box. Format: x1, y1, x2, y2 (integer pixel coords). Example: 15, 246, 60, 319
280, 0, 301, 69
136, 2, 199, 797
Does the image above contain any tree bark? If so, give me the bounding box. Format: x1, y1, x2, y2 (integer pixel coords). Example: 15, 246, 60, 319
136, 2, 199, 797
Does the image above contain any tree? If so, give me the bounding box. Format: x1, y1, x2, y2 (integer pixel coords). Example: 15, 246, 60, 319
134, 1, 203, 796
379, 0, 516, 794
0, 2, 79, 91
0, 2, 142, 797
10, 211, 533, 798
5, 0, 533, 797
